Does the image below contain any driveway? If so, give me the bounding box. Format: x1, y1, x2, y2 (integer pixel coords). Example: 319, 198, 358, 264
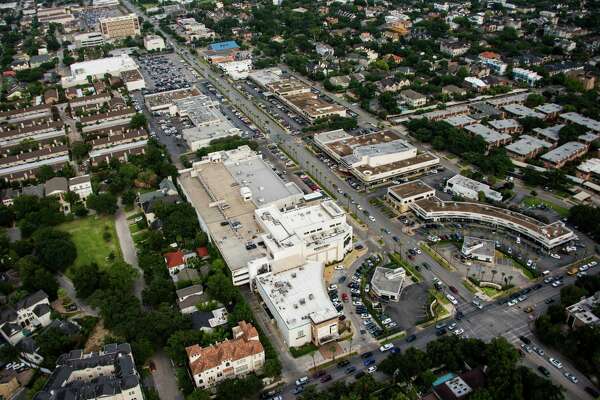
56, 273, 98, 317
151, 350, 184, 400
114, 207, 144, 301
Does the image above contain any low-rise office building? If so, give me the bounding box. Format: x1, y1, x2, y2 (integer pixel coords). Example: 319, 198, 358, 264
314, 129, 439, 187
33, 343, 143, 400
61, 55, 143, 88
387, 180, 435, 213
186, 321, 264, 389
144, 35, 165, 51
73, 31, 106, 48
255, 261, 340, 347
170, 95, 241, 151
445, 174, 503, 203
370, 266, 406, 302
565, 292, 600, 329
540, 141, 587, 168
461, 236, 495, 263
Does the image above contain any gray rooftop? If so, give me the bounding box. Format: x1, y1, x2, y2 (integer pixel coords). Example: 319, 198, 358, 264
370, 266, 405, 296
560, 112, 600, 132
505, 135, 552, 156
502, 104, 545, 119
541, 141, 586, 163
464, 124, 512, 144
533, 124, 564, 142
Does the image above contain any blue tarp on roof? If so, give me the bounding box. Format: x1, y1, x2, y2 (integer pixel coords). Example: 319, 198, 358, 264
208, 41, 240, 51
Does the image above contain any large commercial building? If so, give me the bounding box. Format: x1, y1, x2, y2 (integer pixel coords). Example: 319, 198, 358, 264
186, 322, 264, 389
315, 129, 439, 187
170, 95, 241, 151
99, 14, 141, 40
248, 200, 353, 278
61, 55, 144, 88
445, 174, 503, 203
33, 343, 144, 400
178, 146, 303, 285
414, 199, 573, 250
255, 261, 340, 347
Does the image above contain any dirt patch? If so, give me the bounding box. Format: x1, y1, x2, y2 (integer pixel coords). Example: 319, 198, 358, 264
318, 342, 343, 360
84, 320, 110, 352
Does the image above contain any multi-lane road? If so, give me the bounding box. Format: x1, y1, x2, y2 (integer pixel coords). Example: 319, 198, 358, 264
118, 3, 596, 398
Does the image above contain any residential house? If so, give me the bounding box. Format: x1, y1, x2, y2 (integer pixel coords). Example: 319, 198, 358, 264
186, 321, 265, 389
43, 88, 59, 104
0, 290, 52, 345
375, 77, 410, 93
164, 250, 186, 276
44, 176, 70, 213
68, 175, 92, 200
138, 177, 180, 227
176, 284, 204, 314
190, 307, 228, 332
400, 89, 427, 107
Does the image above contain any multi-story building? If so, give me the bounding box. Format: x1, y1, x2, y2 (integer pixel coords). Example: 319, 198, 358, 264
565, 292, 600, 329
248, 200, 352, 279
439, 40, 470, 57
370, 266, 406, 302
505, 135, 553, 161
540, 141, 587, 168
33, 343, 144, 400
445, 174, 503, 202
400, 89, 427, 107
256, 261, 340, 347
186, 322, 264, 389
386, 180, 436, 213
73, 31, 106, 48
99, 14, 140, 40
69, 175, 93, 200
314, 129, 439, 187
0, 291, 51, 345
512, 68, 542, 86
464, 124, 512, 150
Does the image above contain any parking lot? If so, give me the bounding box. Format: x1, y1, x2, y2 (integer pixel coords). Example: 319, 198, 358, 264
76, 7, 122, 30
137, 53, 197, 92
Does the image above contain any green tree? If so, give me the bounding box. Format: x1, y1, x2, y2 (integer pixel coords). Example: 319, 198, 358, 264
130, 113, 148, 129
32, 228, 77, 272
86, 193, 118, 215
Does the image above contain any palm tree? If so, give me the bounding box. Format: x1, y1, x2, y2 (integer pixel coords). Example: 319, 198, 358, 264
491, 269, 498, 283
329, 344, 338, 361
508, 275, 514, 286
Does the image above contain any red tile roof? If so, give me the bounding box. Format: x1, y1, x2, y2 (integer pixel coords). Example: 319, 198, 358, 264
196, 247, 209, 257
186, 321, 263, 375
164, 250, 185, 269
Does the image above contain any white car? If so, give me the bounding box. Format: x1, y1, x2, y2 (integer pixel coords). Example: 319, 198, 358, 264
549, 358, 563, 369
446, 294, 458, 305
367, 366, 377, 374
579, 264, 589, 272
296, 376, 309, 386
357, 205, 363, 211
552, 281, 562, 288
360, 313, 370, 319
379, 343, 393, 352
328, 284, 338, 291
334, 265, 345, 270
369, 216, 376, 222
416, 249, 422, 255
453, 328, 465, 336
507, 299, 518, 306
589, 261, 598, 267
381, 318, 392, 325
353, 300, 363, 306
448, 322, 457, 331
550, 253, 561, 260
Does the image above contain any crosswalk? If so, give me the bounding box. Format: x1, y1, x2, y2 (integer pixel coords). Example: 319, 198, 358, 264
502, 323, 532, 345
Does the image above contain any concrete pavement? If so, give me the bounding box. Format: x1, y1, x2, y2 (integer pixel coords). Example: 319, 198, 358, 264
56, 273, 98, 317
114, 206, 144, 301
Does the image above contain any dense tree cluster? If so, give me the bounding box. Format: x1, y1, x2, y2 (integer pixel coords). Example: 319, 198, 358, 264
195, 136, 258, 158
407, 119, 513, 177
535, 275, 600, 382
568, 205, 600, 242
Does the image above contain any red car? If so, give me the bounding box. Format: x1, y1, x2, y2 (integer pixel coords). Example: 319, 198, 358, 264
320, 374, 332, 383
449, 286, 459, 294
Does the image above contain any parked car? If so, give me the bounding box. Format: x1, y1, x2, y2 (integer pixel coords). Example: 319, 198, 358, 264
367, 366, 377, 374
405, 334, 417, 343
345, 366, 357, 374
549, 358, 563, 369
320, 374, 332, 383
379, 343, 393, 352
360, 351, 373, 359
538, 366, 550, 377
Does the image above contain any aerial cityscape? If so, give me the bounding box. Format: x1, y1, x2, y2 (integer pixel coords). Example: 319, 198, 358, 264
0, 0, 599, 399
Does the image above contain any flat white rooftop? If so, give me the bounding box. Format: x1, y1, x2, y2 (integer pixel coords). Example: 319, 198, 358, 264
561, 112, 600, 132
255, 261, 338, 329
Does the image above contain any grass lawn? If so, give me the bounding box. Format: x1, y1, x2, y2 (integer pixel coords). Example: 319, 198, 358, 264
481, 286, 501, 297
522, 196, 569, 218
58, 216, 122, 274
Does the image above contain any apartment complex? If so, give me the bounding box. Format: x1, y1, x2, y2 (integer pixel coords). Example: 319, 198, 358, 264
445, 174, 503, 203
99, 14, 141, 40
315, 129, 439, 187
33, 343, 144, 400
186, 321, 264, 389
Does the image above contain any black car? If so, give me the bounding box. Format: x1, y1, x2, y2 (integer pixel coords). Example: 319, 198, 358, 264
538, 366, 550, 377
436, 328, 447, 336
519, 336, 531, 345
455, 310, 464, 320
533, 283, 543, 290
345, 366, 357, 374
584, 387, 600, 398
360, 351, 373, 359
544, 298, 555, 304
355, 371, 366, 379
405, 334, 417, 343
337, 360, 350, 368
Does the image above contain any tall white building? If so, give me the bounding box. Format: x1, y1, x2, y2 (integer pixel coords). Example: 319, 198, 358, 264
255, 261, 340, 347
248, 200, 353, 278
